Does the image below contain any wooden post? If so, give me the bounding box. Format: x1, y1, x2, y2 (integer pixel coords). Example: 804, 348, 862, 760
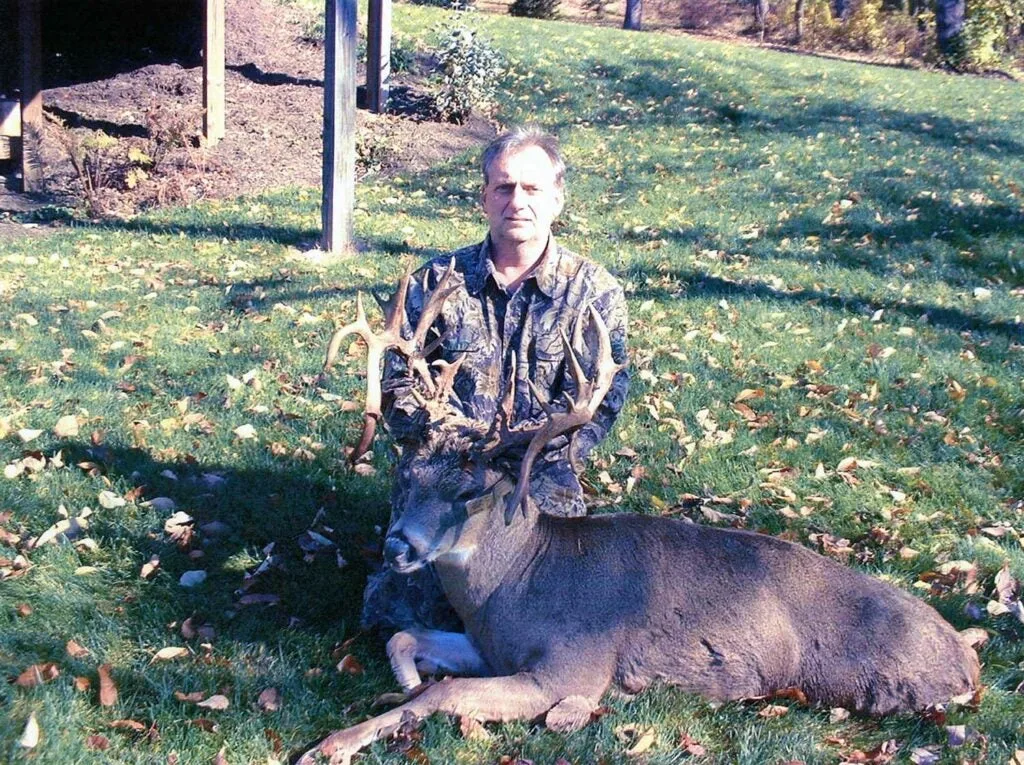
366, 0, 391, 114
321, 0, 357, 253
203, 0, 225, 146
18, 0, 42, 193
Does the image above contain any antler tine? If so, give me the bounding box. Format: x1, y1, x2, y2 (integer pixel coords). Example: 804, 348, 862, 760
411, 258, 459, 351
322, 270, 449, 463
430, 353, 467, 406
503, 306, 625, 524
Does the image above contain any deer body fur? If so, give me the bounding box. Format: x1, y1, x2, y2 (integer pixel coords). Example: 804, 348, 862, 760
301, 453, 979, 764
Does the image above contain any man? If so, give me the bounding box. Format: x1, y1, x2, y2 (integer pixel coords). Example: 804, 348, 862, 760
362, 126, 629, 631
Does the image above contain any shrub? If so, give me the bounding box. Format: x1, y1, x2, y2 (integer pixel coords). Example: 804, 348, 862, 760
433, 17, 505, 123
509, 0, 560, 20
840, 0, 887, 50
958, 0, 1023, 69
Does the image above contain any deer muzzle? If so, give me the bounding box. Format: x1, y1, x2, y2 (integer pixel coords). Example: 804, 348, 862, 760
383, 532, 424, 573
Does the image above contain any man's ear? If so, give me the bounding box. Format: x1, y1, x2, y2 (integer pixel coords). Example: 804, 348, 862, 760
553, 187, 565, 217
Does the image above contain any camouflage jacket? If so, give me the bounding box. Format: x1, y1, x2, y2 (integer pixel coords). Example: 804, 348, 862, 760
382, 236, 629, 516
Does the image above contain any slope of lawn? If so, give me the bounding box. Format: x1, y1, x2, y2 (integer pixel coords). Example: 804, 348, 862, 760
2, 5, 1023, 763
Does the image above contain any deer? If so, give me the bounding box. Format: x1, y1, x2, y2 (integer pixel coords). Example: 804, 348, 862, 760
301, 264, 980, 764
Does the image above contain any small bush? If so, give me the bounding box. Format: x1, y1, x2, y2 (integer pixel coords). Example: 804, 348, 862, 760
582, 0, 613, 18
509, 0, 560, 20
840, 0, 887, 50
433, 17, 505, 123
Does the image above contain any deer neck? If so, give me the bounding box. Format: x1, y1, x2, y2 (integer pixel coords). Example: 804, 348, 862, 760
433, 485, 543, 622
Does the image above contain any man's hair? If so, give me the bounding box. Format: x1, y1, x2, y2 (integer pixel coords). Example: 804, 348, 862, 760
481, 126, 566, 189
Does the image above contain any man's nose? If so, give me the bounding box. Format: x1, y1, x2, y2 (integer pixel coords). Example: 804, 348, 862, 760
508, 184, 528, 208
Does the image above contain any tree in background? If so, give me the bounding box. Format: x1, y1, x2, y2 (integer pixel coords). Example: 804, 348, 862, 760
935, 0, 966, 58
624, 0, 642, 29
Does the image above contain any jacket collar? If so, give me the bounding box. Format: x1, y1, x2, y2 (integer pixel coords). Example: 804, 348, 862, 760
467, 236, 559, 298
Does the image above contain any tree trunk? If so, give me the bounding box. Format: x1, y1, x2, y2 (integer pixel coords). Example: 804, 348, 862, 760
934, 0, 966, 53
832, 0, 847, 19
754, 0, 769, 41
623, 0, 642, 30
794, 0, 805, 42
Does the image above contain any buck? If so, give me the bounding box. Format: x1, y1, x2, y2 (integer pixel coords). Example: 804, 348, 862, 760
302, 266, 980, 764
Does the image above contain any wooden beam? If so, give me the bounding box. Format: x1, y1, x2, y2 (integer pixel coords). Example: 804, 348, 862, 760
366, 0, 391, 114
321, 0, 357, 253
203, 0, 225, 146
18, 0, 42, 193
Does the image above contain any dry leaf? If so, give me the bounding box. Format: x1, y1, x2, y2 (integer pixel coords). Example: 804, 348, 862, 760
679, 731, 706, 756
14, 662, 60, 687
175, 690, 206, 702
141, 555, 161, 579
98, 490, 126, 509
109, 719, 147, 733
197, 694, 230, 711
734, 388, 764, 403
75, 676, 91, 692
98, 663, 118, 706
458, 715, 492, 741
17, 428, 43, 443
16, 603, 33, 617
758, 704, 789, 718
829, 707, 850, 723
615, 723, 657, 757
18, 712, 40, 748
152, 646, 190, 662
86, 733, 111, 750
233, 424, 257, 440
257, 687, 281, 712
53, 415, 80, 438
66, 639, 91, 658
336, 654, 364, 675
213, 745, 228, 764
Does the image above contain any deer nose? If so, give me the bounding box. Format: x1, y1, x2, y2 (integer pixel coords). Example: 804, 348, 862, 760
384, 534, 416, 569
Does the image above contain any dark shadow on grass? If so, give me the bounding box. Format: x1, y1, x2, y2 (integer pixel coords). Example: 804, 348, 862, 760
55, 438, 391, 640
628, 264, 1024, 341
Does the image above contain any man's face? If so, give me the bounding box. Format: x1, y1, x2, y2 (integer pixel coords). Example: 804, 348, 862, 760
481, 145, 564, 252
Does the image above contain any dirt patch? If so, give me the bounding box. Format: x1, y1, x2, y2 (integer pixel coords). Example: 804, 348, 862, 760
0, 0, 495, 221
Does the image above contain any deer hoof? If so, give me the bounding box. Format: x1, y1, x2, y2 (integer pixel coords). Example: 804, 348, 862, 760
545, 695, 597, 733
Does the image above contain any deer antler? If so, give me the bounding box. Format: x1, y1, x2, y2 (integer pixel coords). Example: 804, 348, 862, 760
321, 258, 459, 461
501, 305, 626, 524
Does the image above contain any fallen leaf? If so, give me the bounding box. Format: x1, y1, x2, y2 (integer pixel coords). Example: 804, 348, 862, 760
86, 734, 111, 750
174, 690, 206, 702
14, 662, 60, 687
140, 555, 160, 579
458, 715, 492, 741
66, 639, 90, 659
336, 654, 364, 675
53, 415, 80, 438
17, 428, 43, 443
16, 603, 33, 617
679, 731, 706, 756
75, 676, 91, 692
829, 706, 850, 723
257, 687, 281, 712
233, 424, 257, 440
758, 704, 789, 718
197, 694, 230, 711
98, 663, 118, 706
109, 719, 147, 733
213, 745, 228, 764
98, 490, 126, 509
151, 646, 190, 662
18, 712, 40, 748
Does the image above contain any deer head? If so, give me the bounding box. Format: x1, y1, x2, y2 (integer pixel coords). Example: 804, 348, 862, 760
323, 270, 625, 570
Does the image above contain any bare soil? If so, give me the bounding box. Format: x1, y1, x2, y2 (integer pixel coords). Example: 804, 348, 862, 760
0, 0, 495, 229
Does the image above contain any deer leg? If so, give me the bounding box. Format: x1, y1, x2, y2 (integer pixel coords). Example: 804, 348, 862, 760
387, 629, 492, 692
298, 674, 560, 765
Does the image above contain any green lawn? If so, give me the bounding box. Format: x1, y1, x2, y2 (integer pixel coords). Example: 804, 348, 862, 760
2, 5, 1023, 763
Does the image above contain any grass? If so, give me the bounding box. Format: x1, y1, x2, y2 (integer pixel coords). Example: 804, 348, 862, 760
2, 4, 1024, 763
